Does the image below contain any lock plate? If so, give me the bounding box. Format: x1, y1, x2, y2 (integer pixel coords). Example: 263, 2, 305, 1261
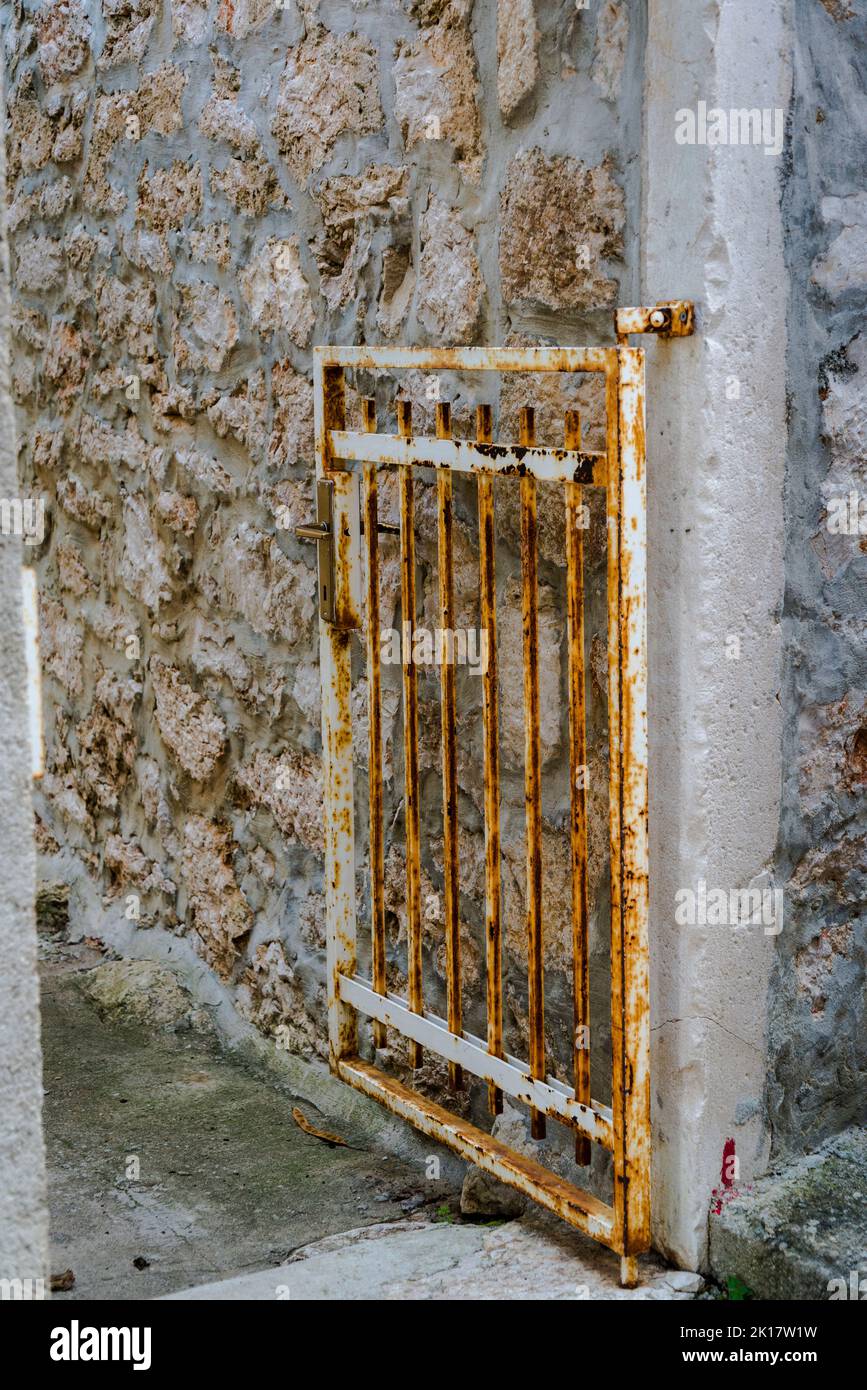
295, 479, 335, 622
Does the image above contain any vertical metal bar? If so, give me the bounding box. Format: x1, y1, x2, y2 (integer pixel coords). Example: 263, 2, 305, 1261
362, 397, 386, 1050
615, 347, 650, 1274
565, 409, 591, 1166
605, 355, 626, 1256
519, 404, 545, 1141
476, 403, 503, 1116
398, 399, 423, 1068
607, 347, 651, 1280
314, 358, 359, 1070
436, 401, 463, 1091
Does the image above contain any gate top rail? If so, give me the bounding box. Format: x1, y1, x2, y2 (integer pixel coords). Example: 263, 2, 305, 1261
314, 345, 617, 373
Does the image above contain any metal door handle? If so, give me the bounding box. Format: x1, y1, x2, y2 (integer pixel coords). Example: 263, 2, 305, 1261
293, 480, 335, 622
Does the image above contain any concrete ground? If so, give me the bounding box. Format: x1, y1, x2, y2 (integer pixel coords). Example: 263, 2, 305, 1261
40, 934, 701, 1301
164, 1217, 703, 1301
42, 941, 463, 1300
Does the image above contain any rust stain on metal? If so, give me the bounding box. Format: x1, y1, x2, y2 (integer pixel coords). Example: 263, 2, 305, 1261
564, 408, 591, 1167
338, 1056, 617, 1244
362, 398, 387, 1051
328, 430, 606, 485
605, 353, 627, 1252
322, 365, 346, 467
519, 405, 545, 1142
316, 345, 615, 375
615, 347, 650, 1255
436, 400, 463, 1092
337, 971, 615, 1146
316, 360, 357, 1073
614, 301, 695, 340
398, 399, 423, 1069
476, 403, 503, 1116
312, 334, 664, 1283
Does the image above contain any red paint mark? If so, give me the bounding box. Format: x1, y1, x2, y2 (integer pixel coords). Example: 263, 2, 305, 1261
711, 1137, 739, 1215
721, 1137, 736, 1188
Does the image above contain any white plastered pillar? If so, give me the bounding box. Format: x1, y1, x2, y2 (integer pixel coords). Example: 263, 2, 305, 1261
642, 0, 792, 1267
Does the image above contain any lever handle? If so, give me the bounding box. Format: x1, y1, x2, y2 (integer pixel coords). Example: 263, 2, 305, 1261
295, 522, 330, 541
295, 478, 336, 621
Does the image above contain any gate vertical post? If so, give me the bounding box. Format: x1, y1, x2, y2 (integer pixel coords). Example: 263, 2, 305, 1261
314, 353, 361, 1072
612, 346, 650, 1282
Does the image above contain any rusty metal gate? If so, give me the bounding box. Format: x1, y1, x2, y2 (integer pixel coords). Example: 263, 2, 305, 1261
301, 310, 692, 1286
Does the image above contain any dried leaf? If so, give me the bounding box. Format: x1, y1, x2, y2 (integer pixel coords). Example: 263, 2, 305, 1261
291, 1106, 348, 1147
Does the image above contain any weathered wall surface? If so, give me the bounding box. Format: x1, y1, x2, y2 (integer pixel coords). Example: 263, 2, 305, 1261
4, 0, 642, 1127
643, 0, 790, 1268
770, 0, 867, 1155
0, 60, 48, 1293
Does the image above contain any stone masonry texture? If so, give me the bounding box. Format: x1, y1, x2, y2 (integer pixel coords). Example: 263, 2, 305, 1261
770, 0, 867, 1156
6, 0, 867, 1238
4, 0, 638, 1154
4, 0, 641, 1140
0, 55, 49, 1290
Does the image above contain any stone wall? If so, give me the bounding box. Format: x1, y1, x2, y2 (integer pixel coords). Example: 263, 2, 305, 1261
770, 0, 867, 1155
4, 0, 641, 1121
0, 57, 48, 1293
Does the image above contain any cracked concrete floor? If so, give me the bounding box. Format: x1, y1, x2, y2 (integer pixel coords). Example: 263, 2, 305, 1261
41, 940, 701, 1301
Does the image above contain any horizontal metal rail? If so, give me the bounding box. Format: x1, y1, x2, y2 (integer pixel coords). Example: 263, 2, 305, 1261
336, 1055, 617, 1247
315, 345, 615, 374
338, 973, 614, 1148
329, 431, 606, 485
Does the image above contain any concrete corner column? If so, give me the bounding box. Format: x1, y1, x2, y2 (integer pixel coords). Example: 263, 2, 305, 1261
0, 74, 49, 1294
642, 0, 792, 1267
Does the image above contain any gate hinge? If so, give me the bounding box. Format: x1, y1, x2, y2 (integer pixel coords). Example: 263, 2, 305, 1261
295, 478, 335, 623
615, 301, 695, 340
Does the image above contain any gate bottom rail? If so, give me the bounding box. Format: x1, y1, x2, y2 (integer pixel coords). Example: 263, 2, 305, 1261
338, 973, 614, 1148
335, 1054, 617, 1249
